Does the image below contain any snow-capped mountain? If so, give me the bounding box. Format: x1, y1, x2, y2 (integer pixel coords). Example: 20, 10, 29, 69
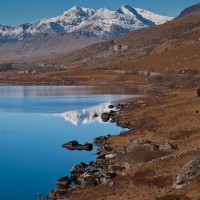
0, 5, 173, 43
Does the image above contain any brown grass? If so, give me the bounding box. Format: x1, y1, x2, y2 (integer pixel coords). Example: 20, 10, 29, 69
132, 169, 172, 189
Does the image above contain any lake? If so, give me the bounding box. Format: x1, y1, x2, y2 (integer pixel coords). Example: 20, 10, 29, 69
0, 86, 137, 200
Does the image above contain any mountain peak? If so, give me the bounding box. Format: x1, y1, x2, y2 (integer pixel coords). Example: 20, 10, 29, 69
63, 6, 84, 15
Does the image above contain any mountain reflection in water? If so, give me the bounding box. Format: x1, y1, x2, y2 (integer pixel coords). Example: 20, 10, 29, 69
52, 101, 116, 125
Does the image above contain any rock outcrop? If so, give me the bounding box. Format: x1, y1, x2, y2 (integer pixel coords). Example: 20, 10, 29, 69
173, 157, 200, 188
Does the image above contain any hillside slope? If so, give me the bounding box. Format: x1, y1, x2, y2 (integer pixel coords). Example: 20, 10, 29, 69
53, 5, 199, 72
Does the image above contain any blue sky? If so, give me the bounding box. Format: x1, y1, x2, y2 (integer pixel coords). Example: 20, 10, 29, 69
0, 0, 199, 25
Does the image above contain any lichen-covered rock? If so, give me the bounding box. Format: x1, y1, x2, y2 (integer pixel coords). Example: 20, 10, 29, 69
173, 157, 200, 188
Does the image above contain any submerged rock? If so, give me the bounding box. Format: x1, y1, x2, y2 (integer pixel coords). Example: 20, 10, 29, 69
36, 192, 42, 197
173, 157, 200, 188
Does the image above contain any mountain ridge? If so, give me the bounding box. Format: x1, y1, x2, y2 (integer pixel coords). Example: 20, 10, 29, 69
0, 5, 172, 43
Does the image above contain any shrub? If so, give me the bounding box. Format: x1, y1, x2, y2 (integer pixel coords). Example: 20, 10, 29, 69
156, 194, 191, 200
132, 169, 171, 188
197, 88, 200, 97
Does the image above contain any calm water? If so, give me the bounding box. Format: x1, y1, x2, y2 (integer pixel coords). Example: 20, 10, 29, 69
0, 86, 137, 200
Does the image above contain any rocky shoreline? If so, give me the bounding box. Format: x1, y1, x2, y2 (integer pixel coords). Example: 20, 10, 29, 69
41, 104, 130, 200
40, 89, 200, 200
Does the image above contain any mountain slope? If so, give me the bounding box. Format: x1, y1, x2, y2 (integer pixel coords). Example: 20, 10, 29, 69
177, 3, 200, 18
0, 33, 102, 62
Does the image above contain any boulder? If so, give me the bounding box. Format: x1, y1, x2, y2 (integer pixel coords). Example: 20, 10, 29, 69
71, 162, 88, 182
62, 141, 93, 151
97, 145, 113, 155
56, 176, 71, 189
93, 134, 111, 146
116, 120, 132, 129
173, 157, 200, 188
101, 112, 110, 122
93, 113, 98, 117
108, 105, 115, 109
116, 103, 127, 109
96, 154, 106, 163
76, 171, 97, 186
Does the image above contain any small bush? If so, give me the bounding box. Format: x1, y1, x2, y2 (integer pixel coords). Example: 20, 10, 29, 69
197, 88, 200, 97
168, 130, 193, 140
137, 114, 158, 131
156, 194, 191, 200
152, 73, 196, 89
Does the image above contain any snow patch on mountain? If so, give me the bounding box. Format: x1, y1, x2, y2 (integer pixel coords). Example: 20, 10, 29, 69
134, 7, 173, 25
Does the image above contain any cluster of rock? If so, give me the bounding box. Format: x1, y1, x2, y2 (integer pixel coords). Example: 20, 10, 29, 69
62, 140, 93, 151
44, 102, 182, 199
101, 110, 118, 123
47, 157, 117, 199
129, 140, 200, 189
43, 134, 123, 199
40, 97, 200, 200
100, 103, 133, 128
126, 139, 178, 153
